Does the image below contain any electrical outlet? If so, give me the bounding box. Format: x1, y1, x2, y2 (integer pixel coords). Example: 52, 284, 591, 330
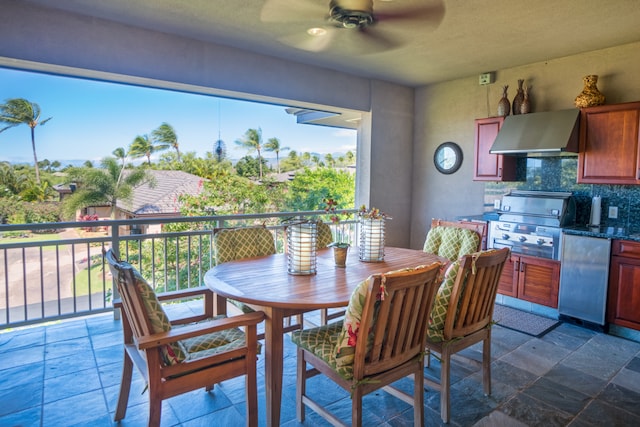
609, 206, 618, 219
479, 72, 495, 85
493, 199, 501, 210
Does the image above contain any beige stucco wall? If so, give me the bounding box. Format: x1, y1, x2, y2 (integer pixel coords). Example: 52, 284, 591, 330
0, 0, 415, 247
410, 41, 640, 249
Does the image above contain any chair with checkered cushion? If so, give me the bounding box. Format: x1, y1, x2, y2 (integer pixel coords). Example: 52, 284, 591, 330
424, 247, 509, 423
423, 218, 484, 261
105, 249, 263, 427
291, 262, 443, 427
213, 226, 302, 336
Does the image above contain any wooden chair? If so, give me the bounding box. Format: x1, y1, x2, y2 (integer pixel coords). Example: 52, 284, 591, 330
213, 225, 302, 337
423, 218, 485, 261
105, 249, 264, 427
431, 218, 487, 250
423, 247, 510, 423
291, 262, 444, 427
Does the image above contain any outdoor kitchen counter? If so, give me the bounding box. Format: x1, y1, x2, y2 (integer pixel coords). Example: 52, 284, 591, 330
563, 225, 640, 242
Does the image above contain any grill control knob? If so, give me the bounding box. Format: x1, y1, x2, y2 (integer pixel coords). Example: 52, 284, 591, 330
518, 236, 527, 242
502, 233, 510, 240
536, 238, 545, 245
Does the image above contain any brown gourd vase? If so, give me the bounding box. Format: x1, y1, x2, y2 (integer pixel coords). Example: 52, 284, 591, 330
512, 79, 525, 115
520, 85, 531, 114
574, 75, 605, 108
497, 85, 510, 117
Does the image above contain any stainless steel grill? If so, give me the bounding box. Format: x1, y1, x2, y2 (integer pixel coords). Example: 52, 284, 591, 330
488, 191, 576, 260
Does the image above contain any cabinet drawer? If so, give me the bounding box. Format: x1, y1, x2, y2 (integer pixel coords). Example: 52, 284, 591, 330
612, 239, 640, 259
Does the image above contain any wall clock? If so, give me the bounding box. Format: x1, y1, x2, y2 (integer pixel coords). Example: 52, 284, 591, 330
434, 142, 463, 174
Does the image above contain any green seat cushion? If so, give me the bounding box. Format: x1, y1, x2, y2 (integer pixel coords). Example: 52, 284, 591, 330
423, 226, 480, 261
180, 315, 261, 360
124, 265, 187, 365
291, 322, 353, 380
316, 221, 334, 249
213, 227, 276, 264
213, 227, 276, 313
426, 260, 462, 343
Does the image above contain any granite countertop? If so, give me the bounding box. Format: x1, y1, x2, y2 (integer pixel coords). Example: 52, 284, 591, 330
563, 225, 640, 242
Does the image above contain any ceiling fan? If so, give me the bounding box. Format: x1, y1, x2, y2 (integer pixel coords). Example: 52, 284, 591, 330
261, 0, 445, 54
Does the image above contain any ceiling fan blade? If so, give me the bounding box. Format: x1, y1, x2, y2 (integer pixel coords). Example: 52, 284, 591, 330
340, 26, 401, 54
261, 0, 327, 24
375, 1, 445, 27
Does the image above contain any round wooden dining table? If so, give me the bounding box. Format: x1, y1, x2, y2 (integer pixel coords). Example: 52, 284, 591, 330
204, 246, 446, 427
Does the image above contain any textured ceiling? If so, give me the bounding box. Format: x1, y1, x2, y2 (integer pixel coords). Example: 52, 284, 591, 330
22, 0, 640, 87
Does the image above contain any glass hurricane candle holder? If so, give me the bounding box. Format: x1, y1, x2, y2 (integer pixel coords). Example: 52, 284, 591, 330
359, 218, 385, 262
287, 222, 317, 275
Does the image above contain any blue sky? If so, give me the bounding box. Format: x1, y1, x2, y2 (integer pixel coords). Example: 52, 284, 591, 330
0, 67, 357, 166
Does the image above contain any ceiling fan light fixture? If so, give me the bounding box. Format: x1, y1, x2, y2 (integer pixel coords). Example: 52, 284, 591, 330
329, 0, 374, 29
307, 27, 327, 37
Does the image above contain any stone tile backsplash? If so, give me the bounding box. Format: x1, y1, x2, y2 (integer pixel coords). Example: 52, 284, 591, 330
486, 157, 640, 232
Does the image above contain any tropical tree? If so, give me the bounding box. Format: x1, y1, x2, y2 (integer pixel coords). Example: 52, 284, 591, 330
286, 167, 355, 212
112, 147, 127, 168
235, 128, 264, 180
0, 98, 52, 184
152, 122, 180, 161
324, 153, 335, 168
129, 134, 154, 165
63, 157, 152, 219
264, 137, 289, 174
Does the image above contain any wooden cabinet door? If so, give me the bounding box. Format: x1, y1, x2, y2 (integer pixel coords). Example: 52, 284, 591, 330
607, 256, 640, 329
473, 117, 517, 181
517, 256, 561, 308
497, 254, 518, 297
607, 240, 640, 330
578, 102, 640, 184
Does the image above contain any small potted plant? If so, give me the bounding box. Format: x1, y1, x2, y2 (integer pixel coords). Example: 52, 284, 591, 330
323, 198, 352, 267
357, 205, 392, 262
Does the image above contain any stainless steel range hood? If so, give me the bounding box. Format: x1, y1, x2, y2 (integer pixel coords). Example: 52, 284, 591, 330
489, 109, 580, 156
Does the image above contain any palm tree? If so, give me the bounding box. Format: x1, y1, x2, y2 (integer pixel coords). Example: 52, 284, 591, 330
0, 98, 52, 184
152, 122, 180, 161
112, 147, 127, 168
64, 158, 151, 219
264, 137, 289, 174
235, 128, 264, 180
129, 134, 154, 165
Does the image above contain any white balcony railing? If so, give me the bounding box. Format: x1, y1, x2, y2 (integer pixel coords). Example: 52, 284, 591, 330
0, 210, 358, 329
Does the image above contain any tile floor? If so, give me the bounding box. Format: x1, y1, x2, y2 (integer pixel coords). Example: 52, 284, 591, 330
1, 308, 640, 427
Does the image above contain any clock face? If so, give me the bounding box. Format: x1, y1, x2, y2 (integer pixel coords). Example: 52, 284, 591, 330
434, 142, 463, 174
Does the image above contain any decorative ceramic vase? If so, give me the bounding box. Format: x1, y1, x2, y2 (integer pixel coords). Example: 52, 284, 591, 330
520, 85, 531, 114
359, 218, 385, 262
497, 85, 510, 117
574, 75, 605, 108
333, 246, 348, 267
512, 79, 525, 115
287, 222, 317, 275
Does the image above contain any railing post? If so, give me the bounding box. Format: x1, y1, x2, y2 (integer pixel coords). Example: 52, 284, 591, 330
111, 222, 121, 320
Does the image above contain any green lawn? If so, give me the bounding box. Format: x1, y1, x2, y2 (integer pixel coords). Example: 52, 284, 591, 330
72, 260, 111, 300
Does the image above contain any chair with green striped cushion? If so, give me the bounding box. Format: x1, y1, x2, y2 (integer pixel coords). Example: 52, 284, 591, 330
423, 248, 509, 423
423, 224, 481, 261
291, 262, 443, 427
105, 249, 263, 427
213, 226, 302, 336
